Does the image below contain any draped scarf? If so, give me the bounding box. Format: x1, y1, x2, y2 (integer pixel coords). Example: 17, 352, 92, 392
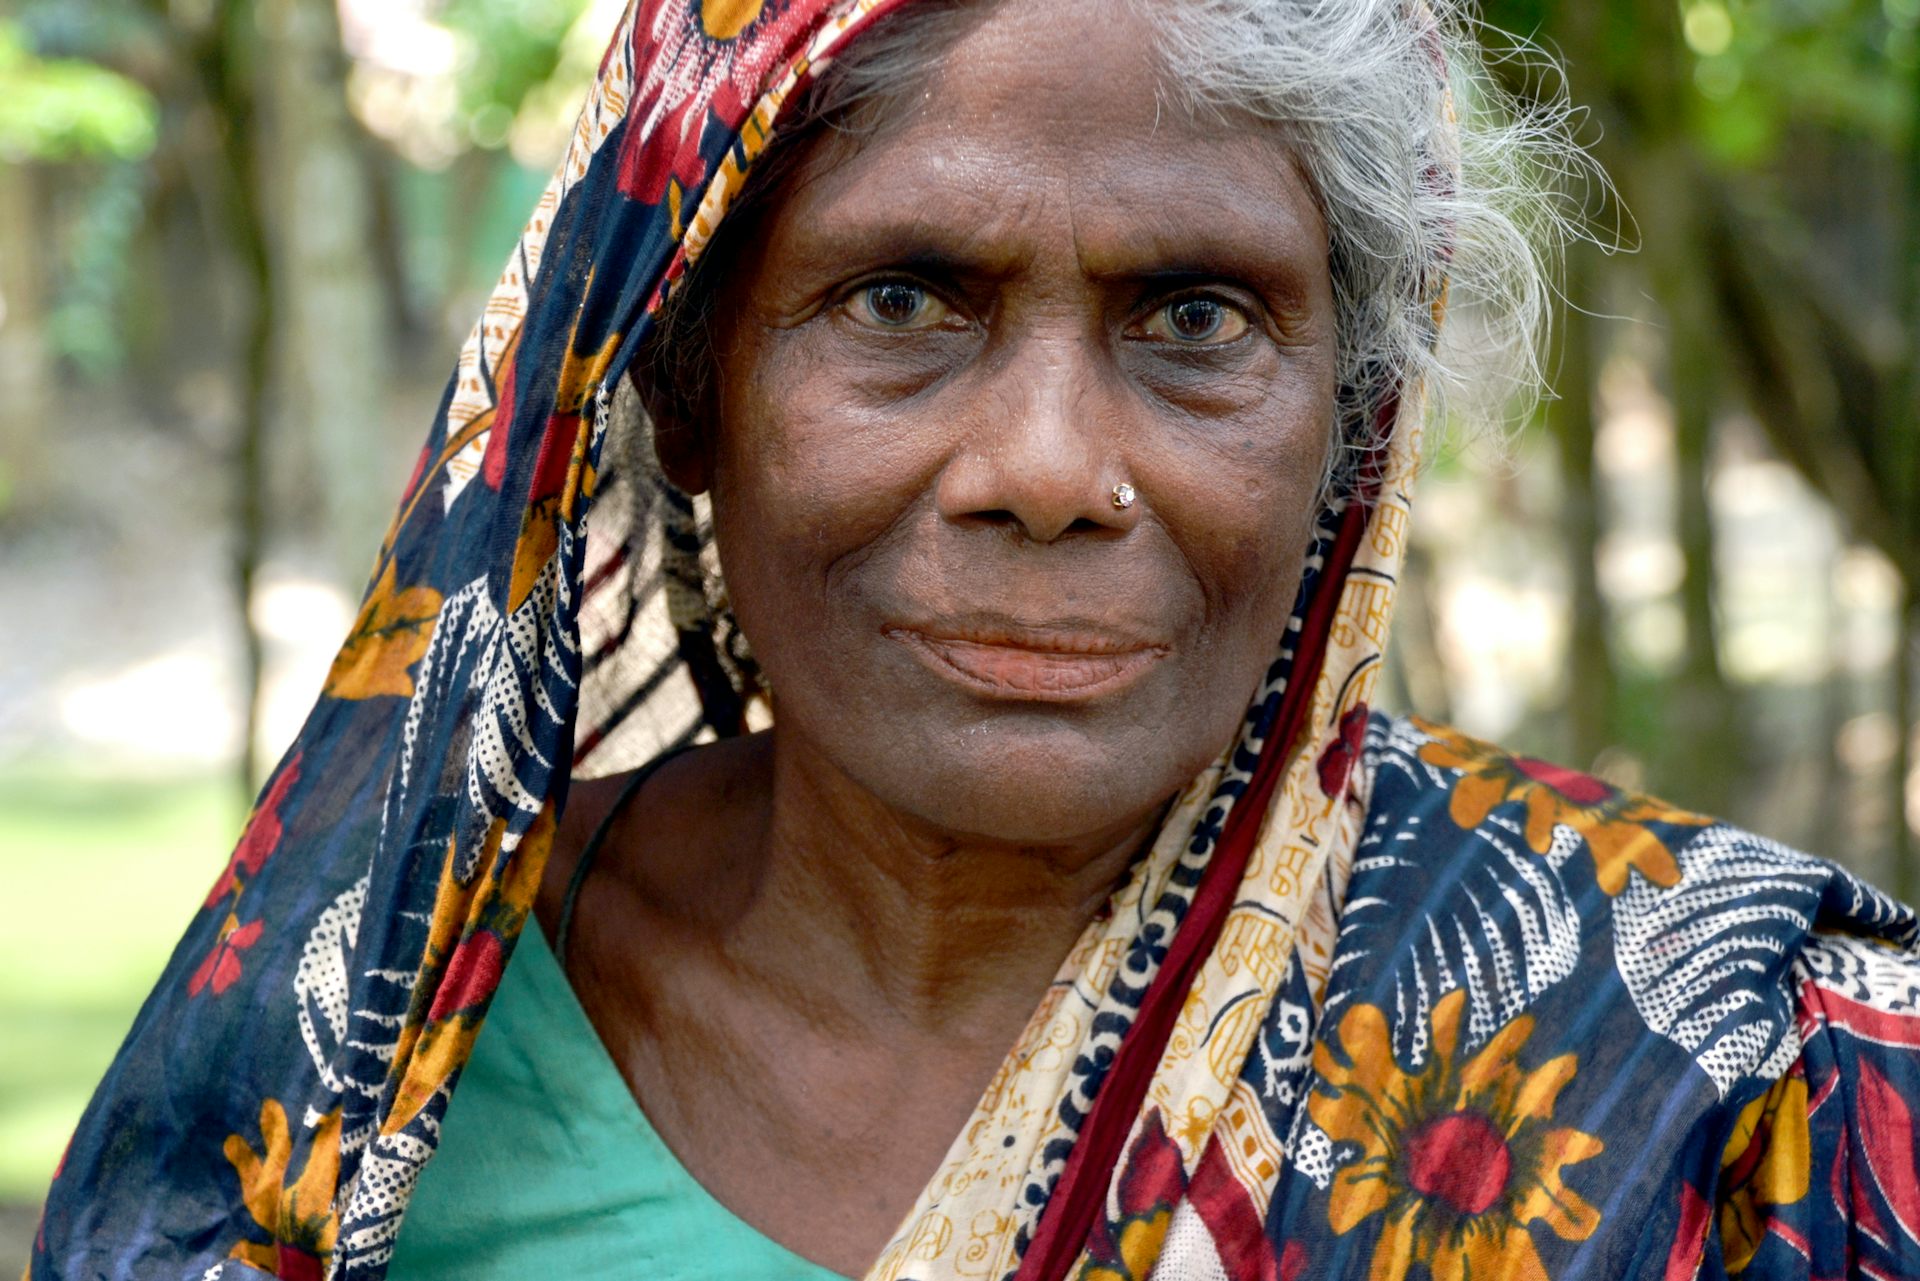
29, 3, 1443, 1278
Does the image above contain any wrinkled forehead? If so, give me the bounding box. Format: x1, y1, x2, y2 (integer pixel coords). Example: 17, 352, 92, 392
844, 0, 1307, 184
757, 0, 1323, 276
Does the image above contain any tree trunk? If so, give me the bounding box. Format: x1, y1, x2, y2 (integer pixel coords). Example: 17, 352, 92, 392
1664, 255, 1738, 817
186, 0, 276, 800
261, 0, 395, 588
1892, 55, 1920, 898
1896, 586, 1918, 904
1551, 247, 1614, 769
0, 161, 51, 524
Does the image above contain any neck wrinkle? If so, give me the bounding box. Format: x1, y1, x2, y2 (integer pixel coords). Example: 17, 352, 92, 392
746, 730, 1160, 1036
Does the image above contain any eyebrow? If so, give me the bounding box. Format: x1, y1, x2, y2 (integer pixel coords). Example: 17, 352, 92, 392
787, 223, 1029, 285
789, 222, 1323, 302
1068, 196, 1328, 286
778, 146, 1329, 301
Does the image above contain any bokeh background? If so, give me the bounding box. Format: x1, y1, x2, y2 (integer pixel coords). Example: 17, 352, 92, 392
2, 0, 1917, 1265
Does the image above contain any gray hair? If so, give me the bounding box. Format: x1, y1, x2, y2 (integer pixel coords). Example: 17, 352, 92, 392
1142, 0, 1595, 485
636, 0, 1594, 494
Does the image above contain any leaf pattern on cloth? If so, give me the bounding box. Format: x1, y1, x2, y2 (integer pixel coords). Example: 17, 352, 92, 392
222, 1099, 343, 1278
1324, 718, 1583, 1067
1851, 1057, 1920, 1248
324, 562, 444, 701
294, 875, 367, 1098
1611, 825, 1828, 1098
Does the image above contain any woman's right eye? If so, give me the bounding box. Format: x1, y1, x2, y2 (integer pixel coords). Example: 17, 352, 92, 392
844, 280, 953, 331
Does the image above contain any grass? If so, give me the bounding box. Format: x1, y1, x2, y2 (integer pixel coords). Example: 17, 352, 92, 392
0, 766, 240, 1205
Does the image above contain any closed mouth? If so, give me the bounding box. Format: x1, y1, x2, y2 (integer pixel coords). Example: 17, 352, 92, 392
885, 626, 1169, 700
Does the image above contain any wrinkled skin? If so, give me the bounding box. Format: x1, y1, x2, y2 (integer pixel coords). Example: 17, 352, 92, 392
679, 47, 1333, 851
536, 0, 1335, 1272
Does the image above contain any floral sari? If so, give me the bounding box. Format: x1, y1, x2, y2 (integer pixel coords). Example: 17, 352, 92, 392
30, 3, 1920, 1279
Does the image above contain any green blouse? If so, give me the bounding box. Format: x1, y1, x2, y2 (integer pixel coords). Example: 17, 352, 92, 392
386, 918, 848, 1280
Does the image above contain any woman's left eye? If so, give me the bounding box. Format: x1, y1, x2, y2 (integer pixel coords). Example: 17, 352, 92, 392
1136, 296, 1251, 345
845, 280, 953, 331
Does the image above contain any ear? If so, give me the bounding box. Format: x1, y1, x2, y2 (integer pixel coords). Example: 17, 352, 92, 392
631, 365, 711, 495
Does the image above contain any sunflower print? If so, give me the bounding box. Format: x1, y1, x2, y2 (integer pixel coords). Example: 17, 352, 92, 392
1411, 717, 1710, 894
1309, 989, 1604, 1281
1718, 1072, 1811, 1273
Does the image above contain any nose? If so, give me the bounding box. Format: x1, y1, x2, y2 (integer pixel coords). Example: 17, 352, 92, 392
935, 337, 1140, 543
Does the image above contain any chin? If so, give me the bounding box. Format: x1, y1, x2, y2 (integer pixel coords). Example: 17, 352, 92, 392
847, 714, 1207, 849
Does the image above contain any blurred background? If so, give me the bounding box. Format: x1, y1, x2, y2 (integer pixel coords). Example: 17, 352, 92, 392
0, 0, 1916, 1265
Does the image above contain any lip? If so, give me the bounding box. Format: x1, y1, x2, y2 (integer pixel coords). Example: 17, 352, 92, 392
885, 623, 1170, 701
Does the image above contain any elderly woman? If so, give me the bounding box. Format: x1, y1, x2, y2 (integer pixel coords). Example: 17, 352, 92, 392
30, 1, 1920, 1279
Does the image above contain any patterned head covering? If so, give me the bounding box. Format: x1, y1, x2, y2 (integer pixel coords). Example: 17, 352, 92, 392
30, 3, 1443, 1278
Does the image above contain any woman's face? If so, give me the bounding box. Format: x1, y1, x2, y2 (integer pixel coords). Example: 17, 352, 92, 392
676, 0, 1336, 846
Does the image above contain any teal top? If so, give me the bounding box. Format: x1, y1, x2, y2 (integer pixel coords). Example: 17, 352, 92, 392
385, 917, 849, 1280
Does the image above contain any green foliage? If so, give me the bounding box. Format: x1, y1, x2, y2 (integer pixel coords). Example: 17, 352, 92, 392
1480, 0, 1914, 164
48, 162, 150, 379
1685, 0, 1913, 166
0, 20, 156, 163
439, 0, 593, 148
0, 14, 160, 377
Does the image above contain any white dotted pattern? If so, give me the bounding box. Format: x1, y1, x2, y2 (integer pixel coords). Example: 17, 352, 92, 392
1612, 824, 1828, 1097
295, 875, 366, 1097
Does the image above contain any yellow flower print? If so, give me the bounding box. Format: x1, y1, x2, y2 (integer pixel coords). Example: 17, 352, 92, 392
1718, 1073, 1811, 1273
1309, 989, 1604, 1281
222, 1098, 342, 1278
1412, 717, 1709, 894
700, 0, 766, 40
1077, 1112, 1190, 1281
1079, 1209, 1172, 1281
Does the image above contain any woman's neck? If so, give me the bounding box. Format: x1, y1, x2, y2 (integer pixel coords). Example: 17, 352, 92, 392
643, 729, 1159, 1037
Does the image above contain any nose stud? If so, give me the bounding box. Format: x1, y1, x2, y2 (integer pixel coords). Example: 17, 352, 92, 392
1111, 483, 1136, 511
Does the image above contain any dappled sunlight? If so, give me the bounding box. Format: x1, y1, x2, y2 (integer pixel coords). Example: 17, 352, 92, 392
47, 573, 355, 771
57, 649, 237, 765
252, 576, 357, 763
1435, 576, 1568, 738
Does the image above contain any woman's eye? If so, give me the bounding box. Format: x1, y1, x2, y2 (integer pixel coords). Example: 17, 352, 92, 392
846, 281, 951, 331
1138, 296, 1251, 345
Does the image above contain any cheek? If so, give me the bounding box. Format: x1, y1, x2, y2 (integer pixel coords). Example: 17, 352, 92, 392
714, 343, 921, 559
705, 334, 952, 688
1155, 407, 1333, 637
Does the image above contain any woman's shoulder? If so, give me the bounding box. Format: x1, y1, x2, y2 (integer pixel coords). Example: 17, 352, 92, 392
1357, 709, 1916, 943
1337, 711, 1920, 1089
1297, 713, 1920, 1275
